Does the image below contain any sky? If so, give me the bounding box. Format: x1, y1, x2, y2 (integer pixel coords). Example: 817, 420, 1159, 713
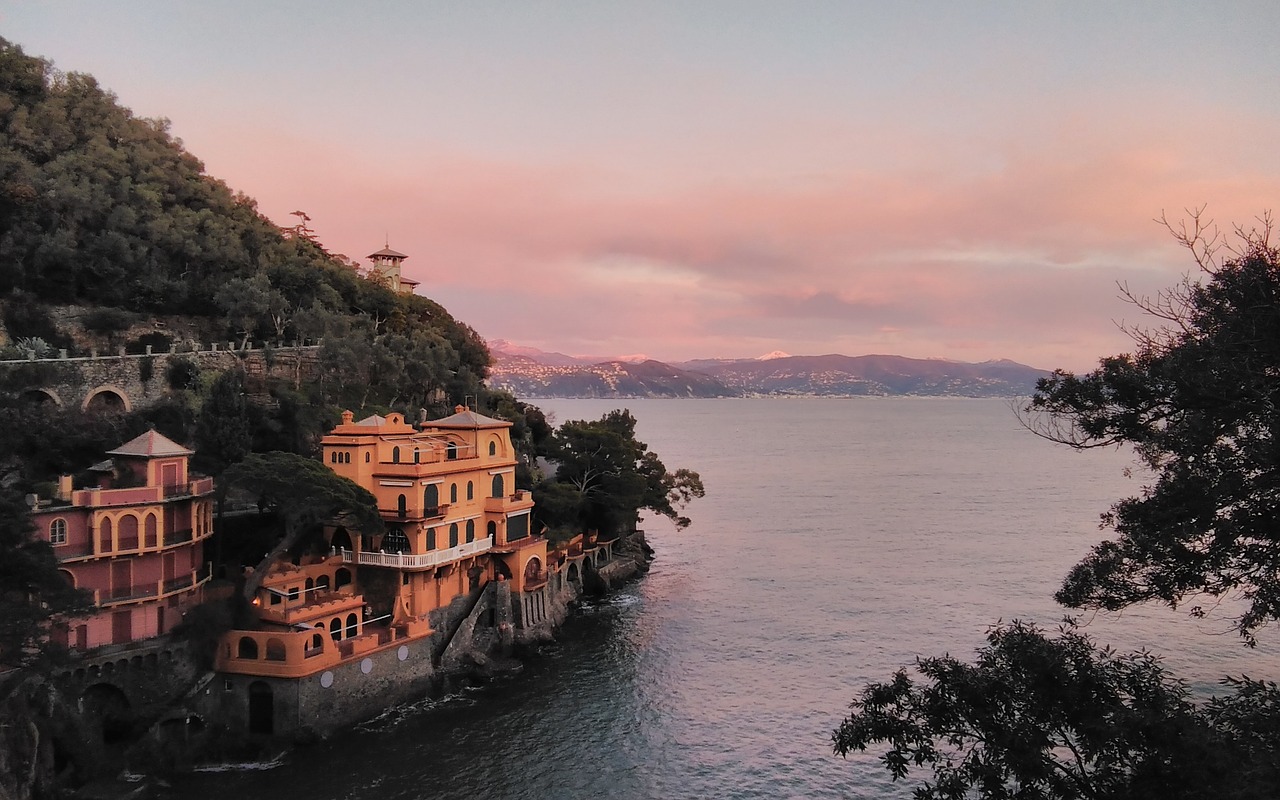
5, 2, 1280, 371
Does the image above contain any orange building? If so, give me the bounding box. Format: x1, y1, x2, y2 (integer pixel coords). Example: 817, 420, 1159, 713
30, 430, 214, 650
216, 407, 545, 681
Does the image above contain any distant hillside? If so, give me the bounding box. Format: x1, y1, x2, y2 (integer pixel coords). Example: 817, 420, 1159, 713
489, 353, 740, 398
680, 354, 1049, 397
491, 342, 1049, 398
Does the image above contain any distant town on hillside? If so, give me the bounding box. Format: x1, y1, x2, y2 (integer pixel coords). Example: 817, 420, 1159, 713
486, 340, 1049, 399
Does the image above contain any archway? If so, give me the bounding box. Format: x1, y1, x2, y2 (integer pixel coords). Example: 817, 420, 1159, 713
82, 385, 131, 413
20, 388, 61, 406
567, 562, 581, 589
81, 683, 132, 745
331, 528, 352, 552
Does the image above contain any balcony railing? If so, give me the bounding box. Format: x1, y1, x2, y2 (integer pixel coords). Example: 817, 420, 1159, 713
340, 535, 494, 570
94, 565, 210, 607
163, 527, 193, 546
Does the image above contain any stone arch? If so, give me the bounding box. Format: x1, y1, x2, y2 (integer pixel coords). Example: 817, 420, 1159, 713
237, 637, 259, 659
567, 562, 581, 589
81, 385, 132, 413
81, 683, 133, 745
21, 387, 61, 406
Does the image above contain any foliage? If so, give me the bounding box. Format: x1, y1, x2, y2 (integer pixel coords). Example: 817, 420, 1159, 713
1026, 217, 1280, 642
0, 487, 90, 669
192, 369, 250, 476
0, 36, 491, 412
534, 409, 704, 537
223, 452, 382, 599
833, 620, 1280, 800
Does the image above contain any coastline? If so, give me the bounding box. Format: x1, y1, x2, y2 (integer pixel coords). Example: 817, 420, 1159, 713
0, 532, 653, 800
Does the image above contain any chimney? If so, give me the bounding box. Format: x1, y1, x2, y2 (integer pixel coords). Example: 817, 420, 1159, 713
57, 475, 73, 502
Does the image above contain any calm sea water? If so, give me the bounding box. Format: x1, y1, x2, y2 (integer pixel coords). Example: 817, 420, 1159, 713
170, 398, 1280, 799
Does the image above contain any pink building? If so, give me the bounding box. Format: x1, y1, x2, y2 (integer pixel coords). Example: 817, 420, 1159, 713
31, 430, 214, 650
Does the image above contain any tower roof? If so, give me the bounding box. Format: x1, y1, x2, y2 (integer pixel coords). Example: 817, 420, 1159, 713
426, 407, 510, 429
368, 246, 408, 260
107, 430, 193, 458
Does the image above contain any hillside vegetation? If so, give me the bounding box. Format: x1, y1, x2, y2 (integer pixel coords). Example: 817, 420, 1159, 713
0, 37, 500, 485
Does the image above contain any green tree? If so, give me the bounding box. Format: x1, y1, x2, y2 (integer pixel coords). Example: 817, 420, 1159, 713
0, 487, 89, 669
535, 409, 704, 538
1027, 216, 1280, 642
833, 620, 1280, 800
223, 452, 382, 600
836, 215, 1280, 797
193, 369, 251, 476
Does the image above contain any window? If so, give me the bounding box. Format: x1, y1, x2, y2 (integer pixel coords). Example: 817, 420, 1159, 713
492, 474, 504, 498
392, 446, 401, 464
449, 523, 459, 548
489, 441, 496, 456
49, 518, 67, 545
447, 442, 458, 460
450, 483, 458, 503
397, 494, 407, 518
365, 452, 371, 463
330, 452, 337, 463
427, 528, 436, 550
467, 481, 474, 500
487, 521, 497, 540
384, 527, 410, 553
414, 449, 420, 464
466, 519, 475, 543
424, 484, 439, 515
344, 452, 351, 464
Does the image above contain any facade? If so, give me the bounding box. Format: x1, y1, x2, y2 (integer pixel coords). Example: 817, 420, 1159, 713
216, 407, 545, 683
31, 430, 214, 650
367, 246, 419, 295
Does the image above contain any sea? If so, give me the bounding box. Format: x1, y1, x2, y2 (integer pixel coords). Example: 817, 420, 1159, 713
168, 398, 1280, 799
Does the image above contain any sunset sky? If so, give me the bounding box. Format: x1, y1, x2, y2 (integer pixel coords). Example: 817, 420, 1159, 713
6, 3, 1279, 371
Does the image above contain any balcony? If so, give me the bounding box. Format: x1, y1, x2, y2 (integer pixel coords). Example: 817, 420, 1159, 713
94, 565, 211, 607
340, 535, 494, 570
484, 491, 534, 514
163, 527, 193, 546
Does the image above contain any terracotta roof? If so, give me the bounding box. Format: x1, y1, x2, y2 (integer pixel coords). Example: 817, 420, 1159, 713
355, 414, 390, 426
368, 247, 408, 259
427, 409, 510, 429
107, 430, 193, 458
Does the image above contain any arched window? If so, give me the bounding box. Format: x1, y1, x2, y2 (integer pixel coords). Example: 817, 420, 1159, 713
467, 481, 474, 500
305, 577, 314, 593
397, 494, 407, 519
344, 452, 351, 464
238, 637, 259, 659
365, 452, 371, 463
424, 484, 439, 515
330, 452, 337, 463
336, 568, 352, 588
392, 446, 400, 463
345, 613, 358, 639
489, 441, 497, 456
265, 638, 286, 661
329, 618, 342, 641
118, 514, 139, 550
144, 514, 158, 548
449, 523, 459, 548
486, 521, 497, 540
99, 516, 112, 552
466, 519, 475, 543
426, 528, 437, 550
49, 518, 67, 545
317, 575, 330, 591
450, 483, 458, 504
491, 474, 505, 498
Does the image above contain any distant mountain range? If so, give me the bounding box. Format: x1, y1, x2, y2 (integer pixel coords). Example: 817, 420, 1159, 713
486, 341, 1050, 398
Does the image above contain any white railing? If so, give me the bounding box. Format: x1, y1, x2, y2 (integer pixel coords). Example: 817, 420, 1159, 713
339, 536, 494, 570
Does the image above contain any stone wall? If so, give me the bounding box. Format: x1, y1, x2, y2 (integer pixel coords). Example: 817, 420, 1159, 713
0, 344, 322, 411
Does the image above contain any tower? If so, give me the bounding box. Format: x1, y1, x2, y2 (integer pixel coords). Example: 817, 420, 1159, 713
367, 246, 418, 294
